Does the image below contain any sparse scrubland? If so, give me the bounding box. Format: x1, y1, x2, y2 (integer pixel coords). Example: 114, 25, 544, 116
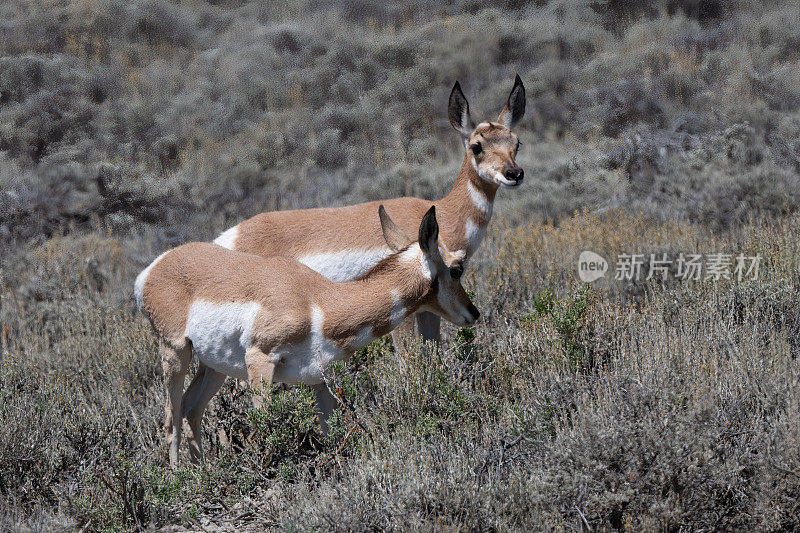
2, 0, 800, 530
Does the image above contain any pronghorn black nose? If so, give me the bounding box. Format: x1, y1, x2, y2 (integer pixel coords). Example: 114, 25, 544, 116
468, 303, 480, 322
505, 168, 524, 182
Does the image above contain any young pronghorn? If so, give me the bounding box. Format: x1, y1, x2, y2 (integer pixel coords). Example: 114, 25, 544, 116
213, 76, 525, 344
136, 206, 479, 467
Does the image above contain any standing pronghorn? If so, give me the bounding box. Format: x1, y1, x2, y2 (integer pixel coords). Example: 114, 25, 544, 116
136, 206, 479, 467
214, 76, 525, 342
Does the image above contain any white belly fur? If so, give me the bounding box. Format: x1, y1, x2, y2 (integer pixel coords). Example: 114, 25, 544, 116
298, 248, 392, 282
272, 305, 347, 385
184, 301, 260, 381
185, 301, 357, 386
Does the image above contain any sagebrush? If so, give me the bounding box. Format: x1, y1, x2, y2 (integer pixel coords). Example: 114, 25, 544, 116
2, 0, 800, 530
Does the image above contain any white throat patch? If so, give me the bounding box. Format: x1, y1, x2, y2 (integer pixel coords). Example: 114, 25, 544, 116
471, 158, 500, 186
400, 243, 434, 280
465, 219, 487, 252
466, 181, 493, 217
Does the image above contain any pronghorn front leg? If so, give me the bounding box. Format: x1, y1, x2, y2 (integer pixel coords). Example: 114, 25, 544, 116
312, 383, 338, 436
391, 311, 441, 354
161, 339, 191, 469
391, 314, 417, 353
245, 347, 276, 410
415, 311, 441, 343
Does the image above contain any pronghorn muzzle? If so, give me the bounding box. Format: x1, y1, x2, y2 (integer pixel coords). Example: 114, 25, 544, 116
503, 165, 524, 185
466, 302, 480, 324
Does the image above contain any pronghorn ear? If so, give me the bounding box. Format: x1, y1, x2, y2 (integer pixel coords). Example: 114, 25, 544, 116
418, 206, 439, 258
448, 81, 474, 138
379, 205, 412, 252
497, 74, 526, 129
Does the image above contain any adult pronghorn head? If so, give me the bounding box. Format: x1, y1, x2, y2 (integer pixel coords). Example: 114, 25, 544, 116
379, 205, 480, 327
449, 75, 526, 187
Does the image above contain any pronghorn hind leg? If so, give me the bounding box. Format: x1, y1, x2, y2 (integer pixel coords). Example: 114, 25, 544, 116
416, 311, 441, 344
181, 360, 206, 417
182, 363, 226, 465
160, 338, 191, 469
312, 383, 339, 436
245, 347, 276, 410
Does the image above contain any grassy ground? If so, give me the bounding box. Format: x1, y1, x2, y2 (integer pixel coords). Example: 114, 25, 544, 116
2, 211, 800, 530
2, 0, 800, 530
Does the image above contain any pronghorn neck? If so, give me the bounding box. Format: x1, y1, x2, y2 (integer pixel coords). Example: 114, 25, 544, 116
319, 244, 432, 350
442, 151, 499, 210
466, 150, 500, 201
437, 152, 498, 257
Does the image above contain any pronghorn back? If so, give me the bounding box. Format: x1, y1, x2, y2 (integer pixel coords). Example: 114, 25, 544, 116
213, 76, 526, 295
215, 198, 435, 281
138, 243, 319, 353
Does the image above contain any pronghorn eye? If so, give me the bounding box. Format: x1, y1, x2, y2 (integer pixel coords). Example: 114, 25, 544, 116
516, 140, 522, 152
470, 143, 482, 156
449, 266, 464, 280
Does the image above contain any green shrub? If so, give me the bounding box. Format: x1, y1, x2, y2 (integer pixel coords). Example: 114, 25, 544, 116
247, 383, 320, 463
523, 285, 594, 370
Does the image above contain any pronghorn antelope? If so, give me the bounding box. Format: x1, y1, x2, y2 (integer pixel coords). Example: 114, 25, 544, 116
213, 76, 526, 343
136, 206, 479, 467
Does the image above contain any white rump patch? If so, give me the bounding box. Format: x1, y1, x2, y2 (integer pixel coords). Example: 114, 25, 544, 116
467, 181, 493, 217
299, 248, 392, 282
134, 251, 169, 309
184, 301, 261, 381
213, 225, 239, 250
465, 219, 487, 252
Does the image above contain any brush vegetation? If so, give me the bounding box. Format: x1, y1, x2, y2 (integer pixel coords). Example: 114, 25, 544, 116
2, 0, 800, 530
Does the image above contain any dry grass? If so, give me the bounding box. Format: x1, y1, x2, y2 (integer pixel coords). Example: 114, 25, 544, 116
3, 210, 800, 530
3, 0, 800, 530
